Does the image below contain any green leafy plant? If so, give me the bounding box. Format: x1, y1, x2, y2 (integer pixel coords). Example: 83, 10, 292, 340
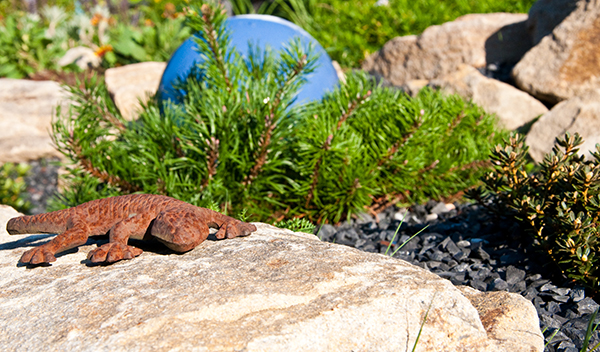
105, 12, 190, 66
0, 162, 31, 213
274, 218, 316, 233
0, 11, 69, 78
51, 1, 504, 225
467, 133, 600, 289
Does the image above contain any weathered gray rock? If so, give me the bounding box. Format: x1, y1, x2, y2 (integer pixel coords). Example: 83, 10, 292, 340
104, 62, 166, 121
0, 211, 543, 352
513, 1, 600, 104
526, 0, 579, 45
526, 89, 600, 163
0, 79, 68, 163
430, 65, 548, 130
362, 13, 529, 86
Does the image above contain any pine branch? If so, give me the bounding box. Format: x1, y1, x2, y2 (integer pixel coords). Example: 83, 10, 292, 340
198, 3, 231, 90
376, 117, 422, 171
202, 136, 219, 188
81, 86, 126, 132
305, 134, 333, 207
67, 134, 140, 193
303, 90, 372, 209
243, 54, 308, 186
446, 111, 465, 135
337, 90, 371, 129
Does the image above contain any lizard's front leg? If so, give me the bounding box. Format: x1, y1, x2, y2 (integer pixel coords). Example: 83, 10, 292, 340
87, 213, 152, 263
209, 211, 257, 239
20, 225, 89, 265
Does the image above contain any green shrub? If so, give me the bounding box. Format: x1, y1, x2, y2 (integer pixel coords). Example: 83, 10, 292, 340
0, 163, 31, 213
51, 1, 505, 224
466, 133, 600, 289
296, 0, 537, 68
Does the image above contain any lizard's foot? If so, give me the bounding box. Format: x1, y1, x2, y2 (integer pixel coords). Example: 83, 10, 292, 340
20, 246, 57, 265
87, 243, 143, 263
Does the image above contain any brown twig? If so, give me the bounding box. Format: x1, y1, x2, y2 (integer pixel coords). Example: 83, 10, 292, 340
200, 4, 231, 90
81, 87, 126, 132
71, 138, 141, 193
305, 134, 333, 207
202, 137, 220, 188
243, 55, 308, 186
337, 90, 372, 129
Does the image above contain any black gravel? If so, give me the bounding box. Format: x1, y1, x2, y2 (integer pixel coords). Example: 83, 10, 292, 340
21, 158, 600, 351
23, 158, 61, 215
316, 200, 600, 352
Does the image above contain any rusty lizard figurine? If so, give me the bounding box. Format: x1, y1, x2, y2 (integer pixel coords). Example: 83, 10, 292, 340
6, 194, 257, 265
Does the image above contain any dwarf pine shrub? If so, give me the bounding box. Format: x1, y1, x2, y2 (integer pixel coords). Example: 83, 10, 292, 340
467, 133, 600, 289
51, 1, 505, 224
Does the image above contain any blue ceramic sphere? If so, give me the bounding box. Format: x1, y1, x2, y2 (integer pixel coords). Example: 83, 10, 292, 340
157, 14, 339, 107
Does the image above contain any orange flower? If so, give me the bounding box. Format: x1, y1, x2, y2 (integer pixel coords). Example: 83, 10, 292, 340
144, 18, 154, 26
90, 13, 103, 26
95, 44, 113, 57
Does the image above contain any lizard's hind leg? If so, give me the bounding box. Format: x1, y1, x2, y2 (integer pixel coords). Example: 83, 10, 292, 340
150, 209, 209, 252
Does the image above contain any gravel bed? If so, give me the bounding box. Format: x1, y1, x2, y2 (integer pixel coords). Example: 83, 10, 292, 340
22, 158, 600, 352
316, 201, 600, 352
23, 158, 61, 215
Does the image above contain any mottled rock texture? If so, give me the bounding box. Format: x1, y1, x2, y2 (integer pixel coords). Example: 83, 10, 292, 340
513, 0, 600, 104
104, 62, 166, 121
0, 79, 67, 163
430, 64, 548, 130
362, 13, 529, 86
0, 209, 543, 352
526, 0, 579, 45
526, 89, 600, 163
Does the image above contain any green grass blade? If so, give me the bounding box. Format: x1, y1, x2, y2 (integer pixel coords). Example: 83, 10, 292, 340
544, 328, 560, 349
391, 224, 429, 257
582, 307, 600, 352
385, 213, 405, 256
412, 291, 437, 352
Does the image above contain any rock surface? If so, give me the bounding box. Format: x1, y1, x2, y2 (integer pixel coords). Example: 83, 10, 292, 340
0, 79, 68, 163
525, 89, 600, 163
362, 13, 529, 86
430, 65, 548, 130
0, 213, 543, 351
104, 62, 166, 121
526, 0, 579, 45
512, 1, 600, 104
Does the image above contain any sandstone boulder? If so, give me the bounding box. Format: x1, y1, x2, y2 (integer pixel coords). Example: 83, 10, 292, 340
526, 89, 600, 163
430, 65, 548, 130
513, 1, 600, 104
104, 62, 166, 121
0, 211, 544, 351
362, 13, 529, 86
0, 79, 68, 163
526, 0, 579, 45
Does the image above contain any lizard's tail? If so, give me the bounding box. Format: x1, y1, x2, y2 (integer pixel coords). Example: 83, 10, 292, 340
6, 210, 70, 235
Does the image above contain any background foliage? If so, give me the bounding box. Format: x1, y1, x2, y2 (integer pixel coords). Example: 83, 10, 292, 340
0, 163, 31, 213
50, 2, 506, 224
0, 0, 538, 79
